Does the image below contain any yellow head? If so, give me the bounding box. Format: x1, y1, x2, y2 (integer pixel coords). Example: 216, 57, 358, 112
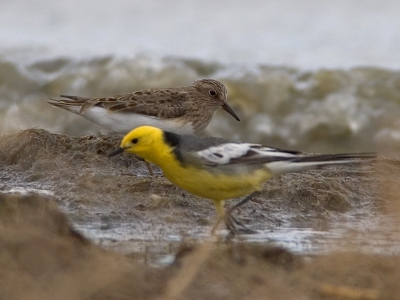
108, 126, 168, 164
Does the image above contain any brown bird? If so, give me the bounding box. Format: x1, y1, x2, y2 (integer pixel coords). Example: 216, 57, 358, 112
48, 79, 240, 136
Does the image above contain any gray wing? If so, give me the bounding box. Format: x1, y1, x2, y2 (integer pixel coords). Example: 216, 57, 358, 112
164, 131, 374, 172
195, 142, 374, 173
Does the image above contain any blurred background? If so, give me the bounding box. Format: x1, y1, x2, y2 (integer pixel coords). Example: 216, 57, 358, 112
1, 0, 400, 154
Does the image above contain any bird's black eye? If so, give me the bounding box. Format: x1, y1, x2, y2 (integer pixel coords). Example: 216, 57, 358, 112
131, 138, 138, 144
209, 90, 217, 96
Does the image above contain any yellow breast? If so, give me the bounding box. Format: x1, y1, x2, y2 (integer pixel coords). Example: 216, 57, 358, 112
161, 161, 271, 201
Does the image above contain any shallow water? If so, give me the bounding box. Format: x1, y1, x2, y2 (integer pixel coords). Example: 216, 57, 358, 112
73, 211, 400, 264
1, 166, 399, 261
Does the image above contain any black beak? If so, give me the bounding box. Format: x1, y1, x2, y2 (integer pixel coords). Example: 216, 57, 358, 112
221, 103, 240, 121
108, 147, 125, 157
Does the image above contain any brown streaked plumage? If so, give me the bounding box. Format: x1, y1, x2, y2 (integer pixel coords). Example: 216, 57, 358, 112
48, 79, 240, 136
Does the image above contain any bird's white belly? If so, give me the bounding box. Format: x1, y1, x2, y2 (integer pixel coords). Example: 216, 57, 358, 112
83, 107, 194, 136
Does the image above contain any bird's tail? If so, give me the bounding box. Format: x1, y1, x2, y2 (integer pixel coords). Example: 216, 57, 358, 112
266, 153, 376, 176
48, 95, 94, 115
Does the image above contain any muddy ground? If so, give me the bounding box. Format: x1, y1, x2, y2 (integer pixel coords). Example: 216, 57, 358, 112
1, 129, 400, 299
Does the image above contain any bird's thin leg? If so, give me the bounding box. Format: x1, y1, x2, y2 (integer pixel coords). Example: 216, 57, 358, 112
211, 200, 225, 235
212, 194, 260, 235
228, 191, 261, 212
144, 160, 154, 176
211, 218, 223, 235
225, 213, 257, 235
225, 192, 261, 235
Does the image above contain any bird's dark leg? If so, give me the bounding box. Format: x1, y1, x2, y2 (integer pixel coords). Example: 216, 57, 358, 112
229, 191, 261, 212
225, 214, 257, 235
225, 192, 261, 235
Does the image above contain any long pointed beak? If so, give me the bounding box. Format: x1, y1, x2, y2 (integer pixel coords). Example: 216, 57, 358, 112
108, 147, 125, 157
221, 103, 240, 121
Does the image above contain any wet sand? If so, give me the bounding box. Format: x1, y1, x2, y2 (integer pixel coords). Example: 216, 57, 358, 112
1, 128, 400, 299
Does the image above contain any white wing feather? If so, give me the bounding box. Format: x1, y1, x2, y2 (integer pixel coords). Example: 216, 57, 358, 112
197, 143, 297, 165
197, 143, 250, 164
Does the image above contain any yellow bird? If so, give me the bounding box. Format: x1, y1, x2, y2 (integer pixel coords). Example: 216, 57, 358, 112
108, 125, 375, 234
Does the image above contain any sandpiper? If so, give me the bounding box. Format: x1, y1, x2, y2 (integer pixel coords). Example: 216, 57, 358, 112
48, 79, 240, 136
